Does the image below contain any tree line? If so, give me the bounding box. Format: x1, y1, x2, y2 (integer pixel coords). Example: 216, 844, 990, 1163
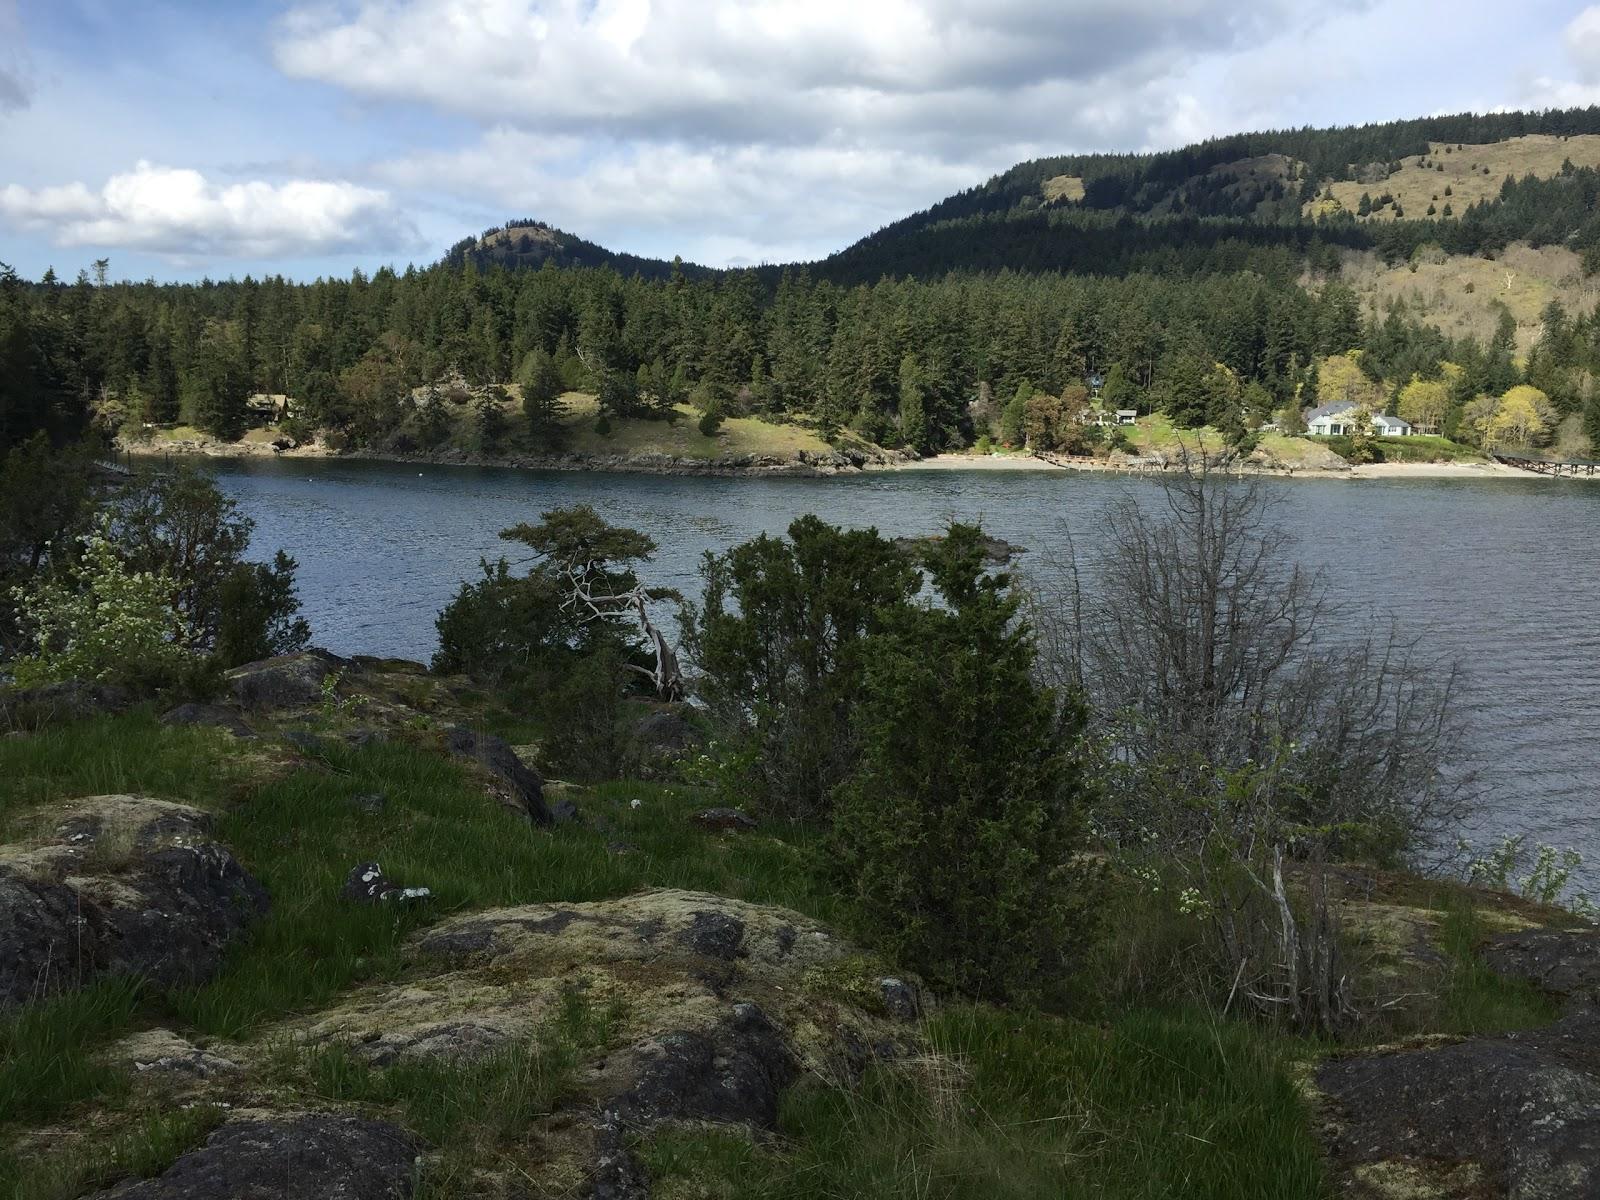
0, 251, 1551, 459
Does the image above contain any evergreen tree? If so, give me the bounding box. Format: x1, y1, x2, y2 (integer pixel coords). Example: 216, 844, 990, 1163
830, 524, 1099, 1002
517, 346, 565, 448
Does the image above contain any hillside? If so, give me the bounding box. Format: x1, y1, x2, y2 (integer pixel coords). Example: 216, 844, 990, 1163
444, 219, 707, 281
1307, 133, 1600, 222
450, 109, 1600, 355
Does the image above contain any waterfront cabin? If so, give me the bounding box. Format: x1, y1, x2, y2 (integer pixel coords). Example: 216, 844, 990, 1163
1306, 404, 1412, 437
1115, 410, 1137, 426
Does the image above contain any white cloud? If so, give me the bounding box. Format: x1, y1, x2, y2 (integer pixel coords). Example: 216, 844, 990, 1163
272, 0, 1362, 264
275, 0, 1346, 146
0, 162, 420, 261
1518, 6, 1600, 112
1567, 5, 1600, 83
379, 130, 991, 261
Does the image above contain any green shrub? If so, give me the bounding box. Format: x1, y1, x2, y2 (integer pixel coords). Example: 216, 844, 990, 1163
697, 406, 725, 437
8, 520, 196, 688
538, 647, 630, 781
682, 516, 920, 819
214, 551, 311, 668
829, 526, 1099, 1002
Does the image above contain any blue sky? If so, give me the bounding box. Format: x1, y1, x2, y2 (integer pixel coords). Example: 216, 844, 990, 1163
2, 0, 1598, 282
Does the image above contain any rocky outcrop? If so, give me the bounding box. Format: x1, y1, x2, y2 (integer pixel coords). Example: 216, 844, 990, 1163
632, 709, 704, 757
290, 889, 927, 1195
1482, 927, 1600, 1009
225, 649, 346, 710
0, 795, 268, 1009
112, 1028, 242, 1081
88, 1115, 418, 1199
446, 726, 556, 825
1318, 1008, 1600, 1199
159, 703, 256, 738
690, 808, 758, 833
1316, 920, 1600, 1198
0, 679, 134, 729
631, 708, 705, 777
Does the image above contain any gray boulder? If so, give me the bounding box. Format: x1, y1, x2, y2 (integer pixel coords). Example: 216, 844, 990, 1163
225, 648, 347, 710
1483, 927, 1600, 1008
1318, 1008, 1600, 1198
632, 709, 705, 759
691, 807, 758, 833
159, 703, 255, 739
88, 1115, 418, 1199
594, 1002, 797, 1198
446, 727, 556, 825
0, 795, 268, 1009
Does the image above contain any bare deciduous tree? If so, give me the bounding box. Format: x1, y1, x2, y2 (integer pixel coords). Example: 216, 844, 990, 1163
1031, 454, 1473, 863
1026, 455, 1474, 1034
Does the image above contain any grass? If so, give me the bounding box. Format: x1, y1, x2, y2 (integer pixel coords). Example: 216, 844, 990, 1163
1311, 433, 1486, 465
1335, 241, 1591, 356
0, 705, 1566, 1198
0, 712, 842, 1126
0, 979, 142, 1126
1123, 414, 1223, 457
643, 1005, 1325, 1200
557, 393, 835, 460
0, 1105, 225, 1200
1431, 894, 1560, 1036
0, 711, 254, 833
1308, 133, 1600, 227
1369, 434, 1485, 463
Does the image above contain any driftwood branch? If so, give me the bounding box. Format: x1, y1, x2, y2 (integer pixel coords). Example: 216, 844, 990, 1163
560, 562, 683, 700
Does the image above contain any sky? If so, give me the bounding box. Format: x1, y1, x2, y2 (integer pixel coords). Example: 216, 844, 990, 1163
3, 0, 1600, 283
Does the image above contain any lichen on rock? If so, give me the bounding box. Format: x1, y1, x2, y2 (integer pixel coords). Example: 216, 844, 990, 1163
0, 794, 268, 1009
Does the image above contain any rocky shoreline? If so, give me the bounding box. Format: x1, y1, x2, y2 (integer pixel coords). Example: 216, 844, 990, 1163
118, 433, 914, 478
118, 433, 1560, 484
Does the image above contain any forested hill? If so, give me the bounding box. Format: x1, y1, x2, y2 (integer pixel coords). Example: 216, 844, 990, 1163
458, 107, 1600, 282
7, 105, 1600, 481
444, 219, 710, 282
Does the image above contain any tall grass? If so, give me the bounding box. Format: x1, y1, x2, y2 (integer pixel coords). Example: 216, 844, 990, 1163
1431, 895, 1560, 1035
644, 1005, 1325, 1200
0, 1105, 224, 1200
0, 979, 141, 1125
0, 712, 252, 832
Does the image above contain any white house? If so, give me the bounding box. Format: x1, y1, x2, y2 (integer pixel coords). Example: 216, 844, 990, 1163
1306, 404, 1412, 437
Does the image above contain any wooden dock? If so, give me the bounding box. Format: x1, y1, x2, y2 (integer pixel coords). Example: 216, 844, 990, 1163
1491, 452, 1600, 478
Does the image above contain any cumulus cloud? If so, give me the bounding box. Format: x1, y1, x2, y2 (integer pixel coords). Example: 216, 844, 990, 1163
0, 162, 419, 260
278, 0, 1358, 261
275, 0, 1337, 146
1520, 6, 1600, 110
378, 130, 988, 261
1567, 5, 1600, 83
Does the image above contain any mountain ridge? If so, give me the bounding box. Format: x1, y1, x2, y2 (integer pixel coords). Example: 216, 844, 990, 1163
448, 105, 1600, 283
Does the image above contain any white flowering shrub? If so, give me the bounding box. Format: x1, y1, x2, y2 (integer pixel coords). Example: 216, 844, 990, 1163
8, 519, 195, 688
1464, 834, 1597, 920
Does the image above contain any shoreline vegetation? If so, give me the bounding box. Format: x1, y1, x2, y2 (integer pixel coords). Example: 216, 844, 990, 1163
5, 472, 1599, 1199
118, 424, 1569, 482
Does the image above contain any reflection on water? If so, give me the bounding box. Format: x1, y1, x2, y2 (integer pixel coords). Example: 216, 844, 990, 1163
215, 458, 1600, 883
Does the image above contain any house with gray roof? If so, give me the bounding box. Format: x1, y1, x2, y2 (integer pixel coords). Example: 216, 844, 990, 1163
1306, 404, 1412, 437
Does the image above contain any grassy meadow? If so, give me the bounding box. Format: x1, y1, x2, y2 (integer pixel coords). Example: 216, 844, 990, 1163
0, 698, 1567, 1199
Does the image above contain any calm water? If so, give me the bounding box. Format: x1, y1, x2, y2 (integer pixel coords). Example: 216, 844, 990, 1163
214, 458, 1600, 877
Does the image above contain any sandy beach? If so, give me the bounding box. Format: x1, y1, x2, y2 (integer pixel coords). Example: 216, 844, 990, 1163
894, 452, 1584, 482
